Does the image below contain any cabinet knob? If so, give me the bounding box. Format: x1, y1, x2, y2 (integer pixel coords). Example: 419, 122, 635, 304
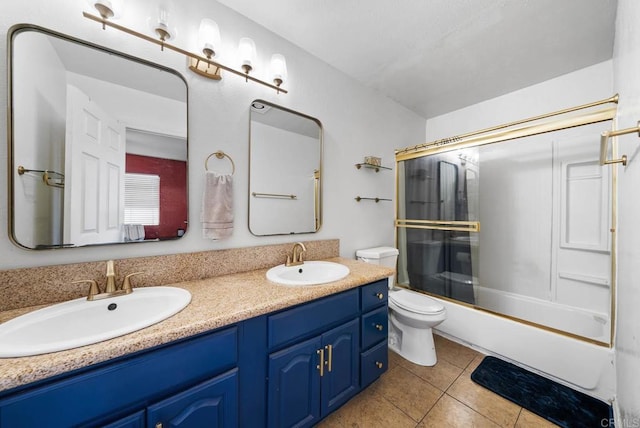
155, 423, 163, 428
376, 292, 384, 300
375, 324, 384, 331
375, 361, 384, 369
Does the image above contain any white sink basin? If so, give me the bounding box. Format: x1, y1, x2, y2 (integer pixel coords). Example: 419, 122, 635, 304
0, 286, 191, 358
266, 261, 350, 286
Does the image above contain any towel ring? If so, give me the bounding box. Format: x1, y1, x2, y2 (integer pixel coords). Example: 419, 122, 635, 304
205, 151, 235, 175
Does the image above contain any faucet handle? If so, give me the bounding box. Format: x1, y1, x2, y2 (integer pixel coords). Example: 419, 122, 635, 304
73, 280, 100, 301
122, 272, 144, 293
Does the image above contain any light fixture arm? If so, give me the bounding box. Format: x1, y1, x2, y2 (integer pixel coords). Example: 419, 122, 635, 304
83, 12, 288, 93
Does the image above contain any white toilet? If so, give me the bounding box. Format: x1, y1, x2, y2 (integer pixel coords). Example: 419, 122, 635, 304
356, 246, 447, 366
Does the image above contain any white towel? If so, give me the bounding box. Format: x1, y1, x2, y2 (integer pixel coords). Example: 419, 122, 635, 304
201, 171, 234, 239
124, 224, 145, 241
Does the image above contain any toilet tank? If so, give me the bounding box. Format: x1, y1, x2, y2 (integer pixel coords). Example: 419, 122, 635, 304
356, 246, 399, 288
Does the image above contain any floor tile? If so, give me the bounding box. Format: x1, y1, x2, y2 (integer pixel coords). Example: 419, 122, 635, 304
418, 394, 501, 428
396, 352, 464, 391
515, 409, 560, 427
369, 365, 442, 422
447, 369, 521, 428
388, 348, 403, 370
466, 353, 486, 373
433, 334, 482, 369
317, 386, 416, 428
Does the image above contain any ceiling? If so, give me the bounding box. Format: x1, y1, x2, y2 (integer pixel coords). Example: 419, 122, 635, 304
217, 0, 618, 119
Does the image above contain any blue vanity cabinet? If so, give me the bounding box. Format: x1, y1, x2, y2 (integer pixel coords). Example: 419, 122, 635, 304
360, 279, 389, 387
0, 278, 390, 428
0, 327, 239, 428
266, 290, 360, 428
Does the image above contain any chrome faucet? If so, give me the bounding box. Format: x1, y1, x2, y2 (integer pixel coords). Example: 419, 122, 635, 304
73, 260, 143, 301
286, 242, 307, 267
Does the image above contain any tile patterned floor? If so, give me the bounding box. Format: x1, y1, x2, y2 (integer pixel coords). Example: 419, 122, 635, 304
317, 334, 559, 428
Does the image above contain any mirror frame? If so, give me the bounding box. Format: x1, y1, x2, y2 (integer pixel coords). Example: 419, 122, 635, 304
7, 24, 189, 250
248, 99, 323, 236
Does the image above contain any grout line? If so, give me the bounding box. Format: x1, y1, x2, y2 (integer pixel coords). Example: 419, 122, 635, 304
445, 392, 510, 427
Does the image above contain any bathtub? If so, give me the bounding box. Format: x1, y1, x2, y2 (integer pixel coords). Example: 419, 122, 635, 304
474, 285, 610, 343
433, 292, 615, 402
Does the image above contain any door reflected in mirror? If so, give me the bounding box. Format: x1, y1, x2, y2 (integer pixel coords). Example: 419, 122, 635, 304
9, 25, 188, 249
249, 100, 322, 236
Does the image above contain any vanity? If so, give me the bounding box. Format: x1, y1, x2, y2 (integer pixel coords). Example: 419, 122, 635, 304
0, 258, 392, 428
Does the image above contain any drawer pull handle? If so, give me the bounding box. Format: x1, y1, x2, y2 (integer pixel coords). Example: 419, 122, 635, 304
375, 361, 384, 369
376, 292, 385, 299
326, 344, 333, 372
317, 348, 325, 377
375, 324, 384, 331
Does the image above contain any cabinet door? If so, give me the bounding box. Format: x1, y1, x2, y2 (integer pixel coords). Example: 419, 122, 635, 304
102, 410, 145, 428
320, 318, 359, 416
147, 369, 238, 428
268, 336, 322, 428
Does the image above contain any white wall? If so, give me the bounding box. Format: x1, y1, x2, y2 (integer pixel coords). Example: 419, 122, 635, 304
0, 0, 424, 268
12, 32, 67, 248
613, 0, 640, 422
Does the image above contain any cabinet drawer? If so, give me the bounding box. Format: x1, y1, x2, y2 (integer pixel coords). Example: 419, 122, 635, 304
268, 289, 359, 349
361, 306, 388, 350
360, 279, 388, 312
0, 327, 238, 428
360, 340, 388, 388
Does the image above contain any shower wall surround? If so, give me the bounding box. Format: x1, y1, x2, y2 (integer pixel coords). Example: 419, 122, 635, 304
417, 61, 617, 401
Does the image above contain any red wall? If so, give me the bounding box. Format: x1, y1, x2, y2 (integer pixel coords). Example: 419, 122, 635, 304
126, 154, 187, 240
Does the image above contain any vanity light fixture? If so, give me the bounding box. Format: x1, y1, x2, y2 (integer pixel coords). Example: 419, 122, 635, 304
152, 5, 174, 47
269, 53, 287, 93
190, 18, 223, 80
238, 37, 257, 81
83, 5, 287, 93
198, 18, 221, 60
86, 0, 122, 28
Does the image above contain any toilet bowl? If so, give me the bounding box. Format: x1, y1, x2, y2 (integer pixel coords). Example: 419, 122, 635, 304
388, 288, 446, 366
355, 246, 447, 367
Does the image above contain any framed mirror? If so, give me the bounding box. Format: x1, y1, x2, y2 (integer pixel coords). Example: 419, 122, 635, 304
249, 100, 322, 236
8, 25, 188, 249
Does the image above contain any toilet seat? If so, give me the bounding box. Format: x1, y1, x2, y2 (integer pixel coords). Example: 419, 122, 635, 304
390, 289, 445, 315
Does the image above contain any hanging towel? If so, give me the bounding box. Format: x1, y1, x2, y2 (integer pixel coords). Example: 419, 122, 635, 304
201, 171, 234, 239
124, 224, 145, 241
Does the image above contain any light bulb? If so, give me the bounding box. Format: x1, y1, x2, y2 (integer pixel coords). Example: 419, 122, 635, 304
198, 18, 221, 59
238, 37, 257, 75
270, 53, 287, 88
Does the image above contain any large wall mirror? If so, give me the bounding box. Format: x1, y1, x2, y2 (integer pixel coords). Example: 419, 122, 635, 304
8, 25, 188, 249
249, 100, 322, 236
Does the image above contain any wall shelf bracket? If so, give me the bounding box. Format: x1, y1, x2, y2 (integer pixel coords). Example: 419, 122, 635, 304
600, 120, 640, 166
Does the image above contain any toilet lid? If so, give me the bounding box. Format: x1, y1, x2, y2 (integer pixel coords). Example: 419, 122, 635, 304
390, 289, 445, 314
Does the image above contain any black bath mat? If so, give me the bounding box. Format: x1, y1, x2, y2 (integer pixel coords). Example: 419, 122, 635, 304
471, 356, 613, 428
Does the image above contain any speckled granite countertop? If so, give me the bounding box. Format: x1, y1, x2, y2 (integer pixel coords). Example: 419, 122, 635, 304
0, 257, 393, 393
